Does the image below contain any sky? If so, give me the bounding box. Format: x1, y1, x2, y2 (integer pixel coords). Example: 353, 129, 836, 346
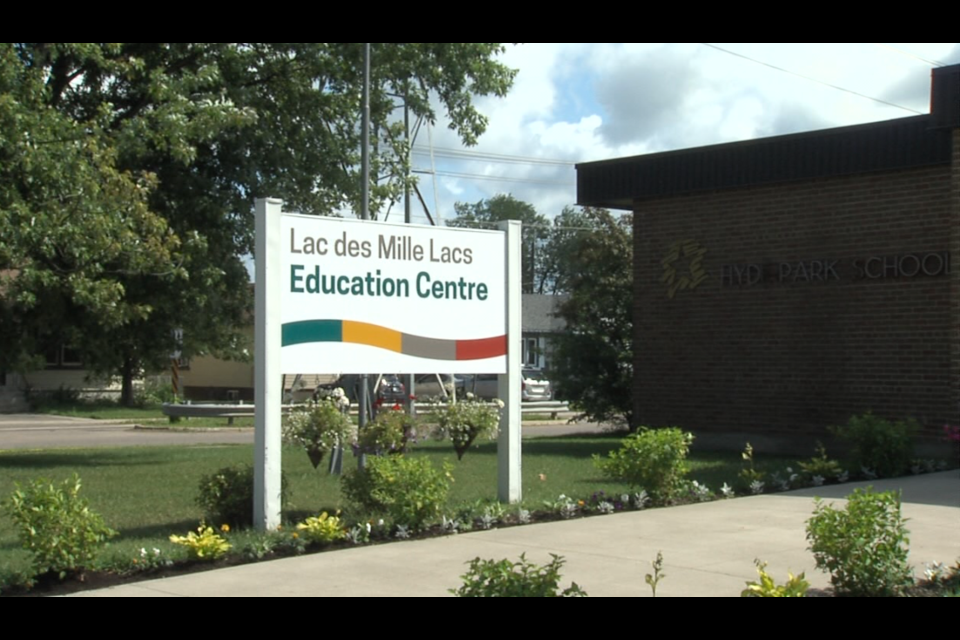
396, 42, 960, 225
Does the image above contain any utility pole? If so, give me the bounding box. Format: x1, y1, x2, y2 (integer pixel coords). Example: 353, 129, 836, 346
359, 43, 371, 470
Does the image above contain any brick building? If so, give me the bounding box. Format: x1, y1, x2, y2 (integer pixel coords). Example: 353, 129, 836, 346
576, 65, 959, 447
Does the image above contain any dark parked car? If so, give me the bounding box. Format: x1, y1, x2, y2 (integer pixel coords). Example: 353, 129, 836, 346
377, 374, 407, 404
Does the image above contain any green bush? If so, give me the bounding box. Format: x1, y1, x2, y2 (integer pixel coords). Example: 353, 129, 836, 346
741, 559, 810, 597
797, 441, 844, 483
594, 427, 693, 502
451, 554, 587, 597
805, 488, 912, 596
196, 464, 290, 528
4, 474, 117, 579
831, 412, 916, 478
341, 455, 452, 529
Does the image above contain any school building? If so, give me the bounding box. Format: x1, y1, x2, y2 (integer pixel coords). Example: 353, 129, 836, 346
576, 64, 959, 448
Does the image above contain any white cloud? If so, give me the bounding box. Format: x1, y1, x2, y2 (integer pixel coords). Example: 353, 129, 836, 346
409, 42, 958, 222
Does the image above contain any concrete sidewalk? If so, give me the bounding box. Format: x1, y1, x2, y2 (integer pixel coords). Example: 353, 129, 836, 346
72, 471, 959, 597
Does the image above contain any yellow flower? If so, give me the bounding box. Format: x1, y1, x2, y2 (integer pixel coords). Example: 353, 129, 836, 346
292, 532, 299, 539
220, 524, 230, 533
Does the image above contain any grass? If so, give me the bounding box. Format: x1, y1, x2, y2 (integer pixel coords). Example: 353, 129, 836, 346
32, 401, 167, 421
0, 434, 795, 582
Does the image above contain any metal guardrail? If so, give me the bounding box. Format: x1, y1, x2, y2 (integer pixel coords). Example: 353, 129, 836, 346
162, 400, 573, 424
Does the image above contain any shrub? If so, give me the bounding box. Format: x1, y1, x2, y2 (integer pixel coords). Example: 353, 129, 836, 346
741, 559, 809, 597
737, 442, 765, 491
594, 427, 693, 502
169, 525, 232, 561
341, 455, 452, 529
831, 412, 916, 478
4, 474, 117, 579
451, 554, 587, 597
797, 441, 844, 483
196, 464, 290, 528
805, 488, 912, 596
296, 512, 347, 545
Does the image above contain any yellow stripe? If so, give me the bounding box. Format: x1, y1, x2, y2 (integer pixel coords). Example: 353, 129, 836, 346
342, 321, 403, 353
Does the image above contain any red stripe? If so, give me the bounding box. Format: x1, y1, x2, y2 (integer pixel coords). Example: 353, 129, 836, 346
456, 335, 507, 360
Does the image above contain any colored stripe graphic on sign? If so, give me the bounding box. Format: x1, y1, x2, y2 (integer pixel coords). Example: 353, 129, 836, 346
281, 320, 506, 361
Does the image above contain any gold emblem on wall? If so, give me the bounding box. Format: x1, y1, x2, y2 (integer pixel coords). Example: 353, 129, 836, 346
661, 239, 708, 299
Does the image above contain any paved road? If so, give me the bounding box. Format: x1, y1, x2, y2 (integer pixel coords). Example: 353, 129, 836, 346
0, 414, 605, 450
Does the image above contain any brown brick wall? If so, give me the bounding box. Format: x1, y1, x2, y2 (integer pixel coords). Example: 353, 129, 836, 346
633, 148, 958, 440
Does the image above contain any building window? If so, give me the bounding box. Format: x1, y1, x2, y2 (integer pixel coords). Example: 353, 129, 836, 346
523, 338, 539, 367
44, 345, 84, 370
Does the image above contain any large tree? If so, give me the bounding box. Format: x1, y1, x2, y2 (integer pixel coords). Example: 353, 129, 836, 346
548, 208, 635, 429
448, 194, 550, 294
0, 43, 516, 403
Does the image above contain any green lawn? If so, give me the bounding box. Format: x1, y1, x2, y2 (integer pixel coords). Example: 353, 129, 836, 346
0, 435, 795, 585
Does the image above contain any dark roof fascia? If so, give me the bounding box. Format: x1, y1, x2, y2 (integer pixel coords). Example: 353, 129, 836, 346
576, 114, 954, 209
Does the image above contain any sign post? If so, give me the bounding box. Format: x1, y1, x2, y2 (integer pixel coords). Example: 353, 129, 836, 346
498, 220, 522, 503
254, 198, 522, 529
254, 198, 283, 531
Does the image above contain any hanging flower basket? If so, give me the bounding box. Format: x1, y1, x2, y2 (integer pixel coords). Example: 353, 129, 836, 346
432, 394, 503, 460
283, 389, 356, 470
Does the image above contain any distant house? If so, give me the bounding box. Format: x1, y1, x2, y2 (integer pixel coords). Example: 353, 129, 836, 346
521, 294, 568, 372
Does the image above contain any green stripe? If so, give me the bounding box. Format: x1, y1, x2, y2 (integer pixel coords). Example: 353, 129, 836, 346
282, 320, 343, 347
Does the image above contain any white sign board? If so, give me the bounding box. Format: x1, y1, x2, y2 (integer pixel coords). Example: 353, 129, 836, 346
255, 199, 522, 530
281, 214, 506, 374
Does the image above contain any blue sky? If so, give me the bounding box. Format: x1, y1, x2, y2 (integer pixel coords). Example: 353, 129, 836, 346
401, 43, 960, 224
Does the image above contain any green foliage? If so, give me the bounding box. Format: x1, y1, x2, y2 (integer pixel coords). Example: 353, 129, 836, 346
169, 524, 232, 561
196, 464, 290, 528
451, 554, 587, 597
295, 512, 346, 545
645, 551, 666, 597
4, 474, 117, 579
432, 395, 503, 460
594, 427, 693, 502
1, 43, 516, 401
831, 413, 917, 478
806, 488, 912, 596
548, 208, 634, 427
135, 377, 178, 406
448, 195, 550, 294
741, 559, 809, 597
358, 407, 418, 456
797, 441, 844, 482
341, 455, 453, 529
738, 442, 765, 489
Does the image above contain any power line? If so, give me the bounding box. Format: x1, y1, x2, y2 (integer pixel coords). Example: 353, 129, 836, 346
700, 43, 925, 115
413, 168, 574, 187
412, 146, 575, 167
873, 43, 947, 67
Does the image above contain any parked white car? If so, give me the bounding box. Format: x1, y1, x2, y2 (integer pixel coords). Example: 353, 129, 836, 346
466, 369, 552, 402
